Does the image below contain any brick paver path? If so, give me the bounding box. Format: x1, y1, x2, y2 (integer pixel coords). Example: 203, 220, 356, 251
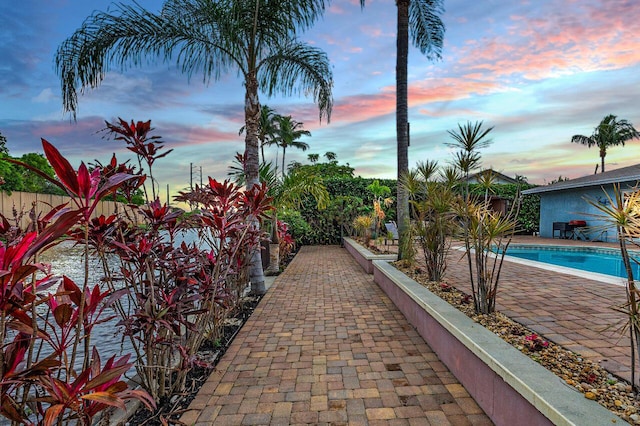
181, 246, 492, 425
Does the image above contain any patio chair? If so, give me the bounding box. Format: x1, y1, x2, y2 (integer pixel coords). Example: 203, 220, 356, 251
384, 221, 399, 245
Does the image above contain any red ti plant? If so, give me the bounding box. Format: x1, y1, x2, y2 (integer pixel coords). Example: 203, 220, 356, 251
277, 220, 296, 266
77, 119, 273, 405
1, 139, 154, 424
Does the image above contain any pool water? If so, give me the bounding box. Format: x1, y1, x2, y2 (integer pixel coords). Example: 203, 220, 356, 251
502, 245, 640, 279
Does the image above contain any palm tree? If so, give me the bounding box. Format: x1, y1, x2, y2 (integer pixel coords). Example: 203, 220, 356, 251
240, 105, 280, 164
55, 0, 333, 295
229, 161, 328, 274
308, 153, 320, 163
446, 120, 493, 193
572, 114, 640, 173
359, 0, 445, 260
324, 151, 337, 161
273, 115, 311, 176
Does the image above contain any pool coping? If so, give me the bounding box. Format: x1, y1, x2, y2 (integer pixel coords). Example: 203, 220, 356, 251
493, 243, 629, 286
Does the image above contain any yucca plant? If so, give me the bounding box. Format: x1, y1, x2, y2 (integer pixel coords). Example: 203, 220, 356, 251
401, 161, 458, 279
454, 196, 519, 314
586, 184, 640, 390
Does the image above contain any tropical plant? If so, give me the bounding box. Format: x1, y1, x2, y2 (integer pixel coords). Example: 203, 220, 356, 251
246, 160, 327, 273
366, 179, 393, 237
571, 114, 640, 173
272, 115, 311, 177
585, 185, 640, 390
94, 121, 272, 403
55, 0, 333, 295
401, 161, 458, 280
454, 198, 519, 314
359, 0, 445, 260
308, 153, 320, 163
4, 119, 274, 423
446, 121, 520, 313
446, 121, 493, 198
1, 141, 155, 424
353, 215, 374, 245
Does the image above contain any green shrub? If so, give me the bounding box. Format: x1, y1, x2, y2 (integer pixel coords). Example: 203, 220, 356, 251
279, 209, 314, 245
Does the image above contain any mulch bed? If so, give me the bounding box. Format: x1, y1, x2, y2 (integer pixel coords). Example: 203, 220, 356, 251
126, 294, 263, 425
396, 261, 640, 424
125, 249, 299, 425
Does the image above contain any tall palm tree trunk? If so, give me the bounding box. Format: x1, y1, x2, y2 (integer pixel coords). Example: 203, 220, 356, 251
282, 147, 287, 177
244, 73, 266, 295
396, 0, 410, 260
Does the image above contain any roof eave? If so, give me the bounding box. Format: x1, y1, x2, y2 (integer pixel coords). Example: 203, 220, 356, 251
522, 176, 640, 195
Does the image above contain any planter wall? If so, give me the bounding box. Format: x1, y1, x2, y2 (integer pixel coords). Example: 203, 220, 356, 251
371, 260, 625, 426
343, 237, 396, 274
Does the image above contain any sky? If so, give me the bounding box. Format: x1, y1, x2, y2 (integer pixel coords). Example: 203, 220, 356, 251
1, 0, 640, 199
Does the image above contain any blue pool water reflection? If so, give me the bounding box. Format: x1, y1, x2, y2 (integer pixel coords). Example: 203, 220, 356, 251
502, 245, 640, 278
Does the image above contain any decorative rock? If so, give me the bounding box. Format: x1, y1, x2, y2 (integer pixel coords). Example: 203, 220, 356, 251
615, 400, 624, 408
585, 391, 597, 400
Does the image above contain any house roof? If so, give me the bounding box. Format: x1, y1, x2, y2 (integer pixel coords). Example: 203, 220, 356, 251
466, 169, 519, 185
522, 163, 640, 195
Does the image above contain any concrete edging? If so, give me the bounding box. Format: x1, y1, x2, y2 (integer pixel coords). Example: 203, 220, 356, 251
369, 258, 625, 426
343, 237, 397, 273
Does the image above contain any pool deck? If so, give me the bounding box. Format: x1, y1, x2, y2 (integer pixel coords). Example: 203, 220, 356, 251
445, 235, 634, 383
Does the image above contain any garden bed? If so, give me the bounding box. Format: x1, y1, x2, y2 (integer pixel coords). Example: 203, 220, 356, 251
344, 238, 628, 425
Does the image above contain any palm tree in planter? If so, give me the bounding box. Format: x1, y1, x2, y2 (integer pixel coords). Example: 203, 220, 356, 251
572, 114, 640, 173
55, 0, 333, 295
359, 0, 445, 260
273, 115, 311, 177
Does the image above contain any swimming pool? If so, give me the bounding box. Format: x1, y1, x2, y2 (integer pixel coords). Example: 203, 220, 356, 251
502, 245, 640, 279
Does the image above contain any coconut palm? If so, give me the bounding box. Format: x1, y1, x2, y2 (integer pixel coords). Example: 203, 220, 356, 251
55, 0, 333, 295
572, 114, 640, 173
272, 115, 311, 177
359, 0, 445, 260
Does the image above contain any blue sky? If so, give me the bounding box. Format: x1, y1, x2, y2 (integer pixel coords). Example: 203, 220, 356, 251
1, 0, 640, 197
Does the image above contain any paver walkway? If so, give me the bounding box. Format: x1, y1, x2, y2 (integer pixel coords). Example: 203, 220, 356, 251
181, 246, 492, 425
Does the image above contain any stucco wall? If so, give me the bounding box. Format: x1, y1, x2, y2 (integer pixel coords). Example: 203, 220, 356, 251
538, 184, 631, 241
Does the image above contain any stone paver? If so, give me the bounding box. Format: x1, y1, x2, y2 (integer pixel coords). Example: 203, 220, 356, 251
182, 246, 492, 425
445, 236, 633, 382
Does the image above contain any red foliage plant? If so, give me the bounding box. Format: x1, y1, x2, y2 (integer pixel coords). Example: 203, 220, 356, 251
0, 119, 273, 423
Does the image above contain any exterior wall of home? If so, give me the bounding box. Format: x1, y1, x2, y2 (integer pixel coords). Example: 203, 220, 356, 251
539, 183, 636, 242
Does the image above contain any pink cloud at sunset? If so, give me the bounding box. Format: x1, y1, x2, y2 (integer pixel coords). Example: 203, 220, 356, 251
1, 0, 640, 192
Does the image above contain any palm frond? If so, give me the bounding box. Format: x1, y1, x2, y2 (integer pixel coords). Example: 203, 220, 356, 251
259, 42, 333, 123
409, 0, 445, 60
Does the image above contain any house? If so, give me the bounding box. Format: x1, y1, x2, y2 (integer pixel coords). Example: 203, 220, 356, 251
466, 169, 520, 215
465, 169, 520, 185
522, 164, 640, 241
